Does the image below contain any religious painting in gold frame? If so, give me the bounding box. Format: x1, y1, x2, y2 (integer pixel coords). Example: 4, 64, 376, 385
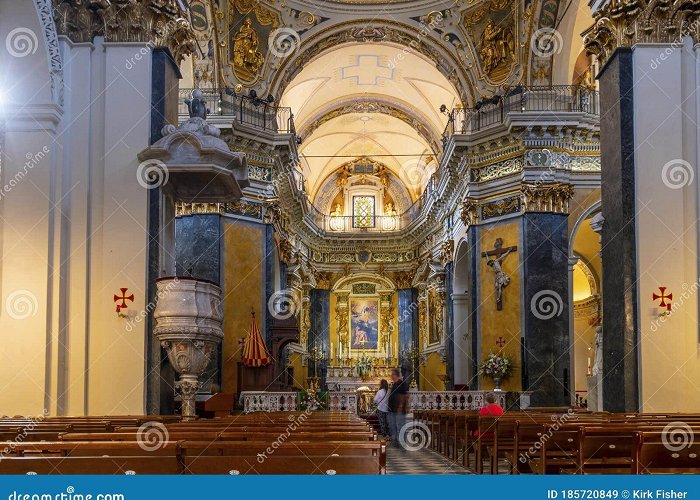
350, 298, 379, 351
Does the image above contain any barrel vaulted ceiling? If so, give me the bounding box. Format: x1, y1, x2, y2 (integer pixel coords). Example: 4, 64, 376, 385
189, 0, 575, 201
280, 43, 459, 199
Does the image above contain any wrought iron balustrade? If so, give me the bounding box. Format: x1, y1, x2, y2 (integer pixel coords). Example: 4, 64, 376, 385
179, 88, 295, 134
442, 85, 599, 140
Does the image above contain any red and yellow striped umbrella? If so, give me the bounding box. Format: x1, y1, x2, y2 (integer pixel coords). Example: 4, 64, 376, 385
241, 311, 271, 367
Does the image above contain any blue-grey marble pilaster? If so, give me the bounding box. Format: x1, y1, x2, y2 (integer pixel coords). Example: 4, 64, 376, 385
309, 289, 330, 386
173, 214, 222, 395
146, 48, 182, 415
174, 215, 222, 284
522, 213, 570, 407
398, 288, 419, 385
598, 48, 640, 412
445, 262, 455, 390
468, 225, 480, 387
264, 225, 274, 343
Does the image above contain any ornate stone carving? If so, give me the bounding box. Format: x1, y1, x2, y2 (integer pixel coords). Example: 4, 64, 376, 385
439, 240, 454, 266
521, 182, 574, 213
583, 0, 700, 66
481, 196, 521, 220
470, 158, 523, 182
232, 17, 264, 79
394, 270, 415, 289
461, 198, 479, 226
53, 0, 197, 63
154, 278, 224, 420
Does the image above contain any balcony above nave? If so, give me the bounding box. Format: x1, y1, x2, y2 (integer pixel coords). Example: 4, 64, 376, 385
176, 85, 601, 263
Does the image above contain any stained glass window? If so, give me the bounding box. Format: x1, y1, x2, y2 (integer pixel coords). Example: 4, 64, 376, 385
353, 196, 375, 228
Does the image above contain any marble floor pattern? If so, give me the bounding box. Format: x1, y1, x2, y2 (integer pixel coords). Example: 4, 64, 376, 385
386, 446, 470, 474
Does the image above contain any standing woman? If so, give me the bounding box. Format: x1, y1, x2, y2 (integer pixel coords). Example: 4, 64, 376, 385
373, 379, 390, 438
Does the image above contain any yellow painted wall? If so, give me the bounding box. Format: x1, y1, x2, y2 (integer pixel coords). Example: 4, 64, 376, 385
222, 221, 264, 394
420, 352, 446, 391
478, 222, 522, 391
573, 316, 596, 395
288, 352, 307, 391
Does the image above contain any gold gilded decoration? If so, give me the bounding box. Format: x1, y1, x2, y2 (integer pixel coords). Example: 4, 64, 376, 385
394, 270, 415, 289
479, 19, 514, 76
218, 0, 282, 86
462, 0, 517, 81
461, 198, 479, 226
481, 196, 521, 220
352, 283, 377, 295
439, 240, 454, 267
521, 182, 574, 213
583, 0, 700, 67
233, 18, 264, 79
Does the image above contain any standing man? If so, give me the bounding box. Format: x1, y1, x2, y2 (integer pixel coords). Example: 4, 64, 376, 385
387, 368, 409, 445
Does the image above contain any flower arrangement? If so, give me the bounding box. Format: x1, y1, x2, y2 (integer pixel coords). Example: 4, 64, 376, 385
354, 355, 374, 379
298, 389, 328, 411
479, 353, 513, 379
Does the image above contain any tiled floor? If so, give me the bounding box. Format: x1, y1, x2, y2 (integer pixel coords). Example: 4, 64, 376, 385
386, 445, 470, 475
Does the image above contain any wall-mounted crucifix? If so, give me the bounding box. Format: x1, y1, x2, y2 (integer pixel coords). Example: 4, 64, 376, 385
481, 238, 517, 310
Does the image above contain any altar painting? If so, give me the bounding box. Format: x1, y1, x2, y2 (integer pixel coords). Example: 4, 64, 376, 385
350, 299, 379, 350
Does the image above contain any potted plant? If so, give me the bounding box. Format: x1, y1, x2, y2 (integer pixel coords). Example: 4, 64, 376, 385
479, 352, 513, 391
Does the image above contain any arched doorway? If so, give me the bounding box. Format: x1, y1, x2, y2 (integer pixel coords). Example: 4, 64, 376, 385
569, 203, 603, 408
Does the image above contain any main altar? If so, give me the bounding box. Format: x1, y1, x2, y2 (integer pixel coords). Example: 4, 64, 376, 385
325, 364, 399, 391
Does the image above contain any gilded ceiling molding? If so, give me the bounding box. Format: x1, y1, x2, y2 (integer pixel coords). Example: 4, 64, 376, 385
52, 0, 197, 63
583, 0, 700, 67
267, 20, 474, 105
312, 157, 414, 215
297, 97, 443, 156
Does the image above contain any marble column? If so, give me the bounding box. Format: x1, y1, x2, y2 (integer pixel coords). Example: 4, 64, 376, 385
585, 3, 700, 412
522, 213, 570, 407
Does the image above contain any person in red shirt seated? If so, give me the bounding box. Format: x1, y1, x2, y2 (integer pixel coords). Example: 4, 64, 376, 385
479, 392, 504, 416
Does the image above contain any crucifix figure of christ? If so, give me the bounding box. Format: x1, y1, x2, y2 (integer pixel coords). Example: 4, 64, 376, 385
481, 238, 517, 311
